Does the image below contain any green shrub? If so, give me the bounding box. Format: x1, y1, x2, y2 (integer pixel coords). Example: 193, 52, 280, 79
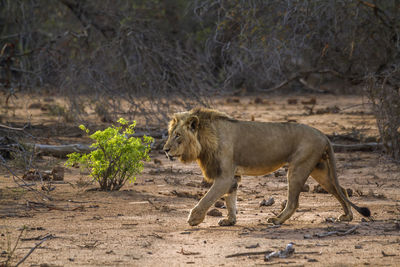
65, 118, 153, 191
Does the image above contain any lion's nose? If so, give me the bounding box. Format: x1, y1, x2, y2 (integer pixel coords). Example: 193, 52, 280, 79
164, 148, 170, 153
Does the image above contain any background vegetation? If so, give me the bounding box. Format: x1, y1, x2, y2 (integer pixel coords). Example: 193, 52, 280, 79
1, 0, 399, 159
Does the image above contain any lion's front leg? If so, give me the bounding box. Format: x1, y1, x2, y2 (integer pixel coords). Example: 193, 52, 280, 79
218, 175, 239, 226
188, 178, 233, 226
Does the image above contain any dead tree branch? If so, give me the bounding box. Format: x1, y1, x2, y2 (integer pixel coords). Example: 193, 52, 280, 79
0, 123, 28, 131
15, 234, 53, 267
314, 225, 359, 238
34, 144, 94, 158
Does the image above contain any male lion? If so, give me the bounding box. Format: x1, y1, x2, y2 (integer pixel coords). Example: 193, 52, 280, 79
163, 108, 370, 226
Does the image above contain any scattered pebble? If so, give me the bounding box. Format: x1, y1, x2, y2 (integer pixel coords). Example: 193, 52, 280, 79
274, 169, 286, 177
215, 200, 226, 208
259, 197, 275, 207
245, 243, 260, 249
207, 208, 223, 217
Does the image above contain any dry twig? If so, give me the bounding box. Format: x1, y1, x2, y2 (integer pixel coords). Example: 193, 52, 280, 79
314, 225, 359, 238
226, 250, 273, 258
15, 234, 53, 267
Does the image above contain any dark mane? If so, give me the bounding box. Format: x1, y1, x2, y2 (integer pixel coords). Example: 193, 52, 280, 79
189, 107, 238, 123
188, 108, 238, 181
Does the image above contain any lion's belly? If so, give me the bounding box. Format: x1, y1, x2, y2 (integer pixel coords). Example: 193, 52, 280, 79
236, 164, 284, 176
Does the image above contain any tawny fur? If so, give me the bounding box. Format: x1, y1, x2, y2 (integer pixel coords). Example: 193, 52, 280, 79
163, 108, 370, 226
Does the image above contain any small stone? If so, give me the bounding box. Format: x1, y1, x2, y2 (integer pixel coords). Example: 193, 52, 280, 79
207, 208, 223, 217
274, 169, 285, 177
259, 197, 275, 207
355, 245, 362, 249
245, 243, 260, 249
303, 234, 312, 239
215, 200, 225, 208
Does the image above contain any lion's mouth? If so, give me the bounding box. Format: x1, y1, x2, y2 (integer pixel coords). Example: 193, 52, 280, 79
165, 152, 178, 161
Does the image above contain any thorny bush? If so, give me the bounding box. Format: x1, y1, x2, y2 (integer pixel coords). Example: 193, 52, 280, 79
65, 118, 153, 191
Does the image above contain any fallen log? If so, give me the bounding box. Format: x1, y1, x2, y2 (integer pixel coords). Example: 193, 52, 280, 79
332, 142, 383, 152
34, 144, 93, 158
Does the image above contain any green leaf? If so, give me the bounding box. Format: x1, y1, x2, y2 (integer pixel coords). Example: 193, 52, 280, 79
64, 118, 152, 191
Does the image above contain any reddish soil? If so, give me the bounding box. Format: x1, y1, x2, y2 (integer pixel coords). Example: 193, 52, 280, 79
1, 94, 399, 266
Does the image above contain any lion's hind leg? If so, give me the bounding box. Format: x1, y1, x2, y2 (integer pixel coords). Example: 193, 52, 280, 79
310, 159, 353, 221
267, 160, 314, 225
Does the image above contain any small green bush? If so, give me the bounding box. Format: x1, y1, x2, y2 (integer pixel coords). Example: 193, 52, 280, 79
65, 118, 153, 191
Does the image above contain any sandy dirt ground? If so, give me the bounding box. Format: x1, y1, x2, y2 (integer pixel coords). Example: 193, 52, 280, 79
1, 94, 400, 266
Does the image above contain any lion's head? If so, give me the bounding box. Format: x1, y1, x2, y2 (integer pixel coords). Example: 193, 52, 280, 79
164, 108, 235, 180
163, 112, 201, 163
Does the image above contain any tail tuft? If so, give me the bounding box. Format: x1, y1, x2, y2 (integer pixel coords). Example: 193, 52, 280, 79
356, 206, 371, 217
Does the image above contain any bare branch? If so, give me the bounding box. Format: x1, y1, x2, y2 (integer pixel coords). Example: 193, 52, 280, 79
15, 234, 53, 267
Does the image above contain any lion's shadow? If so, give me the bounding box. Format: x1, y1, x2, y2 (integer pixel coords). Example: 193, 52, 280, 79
192, 220, 399, 241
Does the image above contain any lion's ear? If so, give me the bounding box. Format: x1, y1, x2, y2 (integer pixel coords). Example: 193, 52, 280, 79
187, 115, 199, 132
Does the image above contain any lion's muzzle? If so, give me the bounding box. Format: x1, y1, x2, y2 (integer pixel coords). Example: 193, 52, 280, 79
163, 149, 176, 161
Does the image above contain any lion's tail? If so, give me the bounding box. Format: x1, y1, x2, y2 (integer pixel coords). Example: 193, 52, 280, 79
326, 141, 371, 218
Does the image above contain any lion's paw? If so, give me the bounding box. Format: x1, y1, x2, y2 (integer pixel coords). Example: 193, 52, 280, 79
338, 214, 353, 222
267, 217, 282, 225
187, 207, 206, 226
218, 218, 236, 226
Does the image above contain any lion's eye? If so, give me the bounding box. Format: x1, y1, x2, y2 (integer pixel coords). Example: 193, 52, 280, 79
175, 133, 180, 139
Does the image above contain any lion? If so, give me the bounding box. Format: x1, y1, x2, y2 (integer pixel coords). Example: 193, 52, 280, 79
163, 108, 370, 226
